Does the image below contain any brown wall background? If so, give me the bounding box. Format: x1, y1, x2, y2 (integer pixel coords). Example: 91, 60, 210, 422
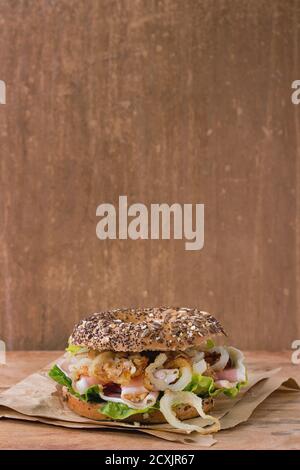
0, 0, 299, 351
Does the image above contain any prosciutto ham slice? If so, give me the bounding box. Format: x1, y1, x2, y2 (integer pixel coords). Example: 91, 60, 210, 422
121, 376, 149, 398
215, 368, 240, 382
214, 347, 246, 383
121, 376, 159, 409
73, 375, 100, 394
214, 379, 236, 389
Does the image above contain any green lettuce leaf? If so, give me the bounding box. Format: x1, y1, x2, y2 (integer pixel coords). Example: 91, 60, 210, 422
205, 339, 215, 349
65, 344, 86, 354
185, 373, 246, 398
48, 364, 102, 402
48, 364, 72, 389
210, 380, 246, 398
184, 374, 215, 395
100, 401, 156, 420
82, 384, 102, 402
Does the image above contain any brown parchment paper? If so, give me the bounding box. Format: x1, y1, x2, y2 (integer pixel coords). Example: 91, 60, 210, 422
0, 358, 299, 447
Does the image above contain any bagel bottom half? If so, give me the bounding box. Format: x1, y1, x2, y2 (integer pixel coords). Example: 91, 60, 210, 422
62, 387, 214, 424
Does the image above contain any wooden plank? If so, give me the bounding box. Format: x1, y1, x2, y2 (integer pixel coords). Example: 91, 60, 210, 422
0, 351, 299, 449
0, 1, 299, 351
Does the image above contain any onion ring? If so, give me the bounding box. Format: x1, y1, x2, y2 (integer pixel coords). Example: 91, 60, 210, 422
160, 390, 220, 434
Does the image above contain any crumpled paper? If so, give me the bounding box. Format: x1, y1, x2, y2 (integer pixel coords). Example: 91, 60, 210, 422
0, 358, 299, 447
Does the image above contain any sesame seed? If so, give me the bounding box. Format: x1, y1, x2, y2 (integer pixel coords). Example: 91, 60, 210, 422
69, 307, 226, 352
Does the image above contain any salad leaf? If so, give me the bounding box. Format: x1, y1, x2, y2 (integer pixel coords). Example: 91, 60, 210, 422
210, 380, 245, 398
48, 364, 72, 389
184, 374, 214, 395
205, 339, 215, 349
82, 384, 102, 402
185, 373, 246, 398
65, 344, 86, 354
48, 365, 102, 402
100, 401, 156, 420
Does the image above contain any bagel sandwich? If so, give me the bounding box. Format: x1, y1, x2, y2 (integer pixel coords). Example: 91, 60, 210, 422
49, 307, 247, 433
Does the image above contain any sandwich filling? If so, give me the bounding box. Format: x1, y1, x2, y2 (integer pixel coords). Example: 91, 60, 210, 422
49, 341, 247, 433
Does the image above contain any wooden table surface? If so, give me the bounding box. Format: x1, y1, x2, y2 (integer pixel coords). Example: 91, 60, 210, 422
0, 351, 299, 450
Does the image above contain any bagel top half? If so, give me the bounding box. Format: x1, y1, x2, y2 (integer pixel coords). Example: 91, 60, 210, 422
69, 307, 226, 352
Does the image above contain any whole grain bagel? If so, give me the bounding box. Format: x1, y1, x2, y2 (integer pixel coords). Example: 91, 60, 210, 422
62, 387, 214, 424
69, 307, 226, 352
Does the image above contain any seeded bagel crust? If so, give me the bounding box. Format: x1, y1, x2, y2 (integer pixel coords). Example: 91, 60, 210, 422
62, 388, 214, 423
69, 307, 226, 352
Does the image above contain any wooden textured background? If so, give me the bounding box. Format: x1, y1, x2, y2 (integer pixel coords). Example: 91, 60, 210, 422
0, 0, 299, 350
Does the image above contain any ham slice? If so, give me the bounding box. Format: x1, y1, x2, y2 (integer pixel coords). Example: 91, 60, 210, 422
99, 394, 125, 404
121, 376, 159, 409
121, 376, 148, 397
122, 391, 159, 409
214, 379, 236, 389
73, 375, 100, 394
214, 347, 246, 383
215, 368, 239, 382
